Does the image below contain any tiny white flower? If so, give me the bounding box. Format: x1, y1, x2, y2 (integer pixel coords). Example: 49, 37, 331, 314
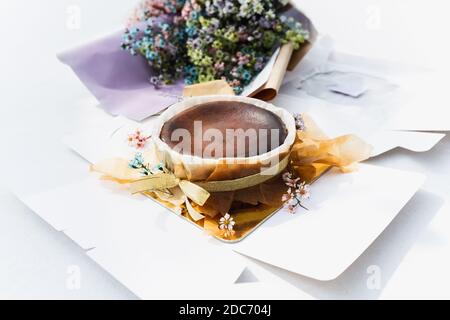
219, 213, 236, 231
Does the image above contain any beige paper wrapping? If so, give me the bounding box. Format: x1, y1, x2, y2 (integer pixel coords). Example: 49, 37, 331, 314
251, 43, 295, 101
183, 80, 235, 97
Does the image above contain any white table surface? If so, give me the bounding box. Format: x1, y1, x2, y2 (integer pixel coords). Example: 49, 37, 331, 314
1, 0, 449, 299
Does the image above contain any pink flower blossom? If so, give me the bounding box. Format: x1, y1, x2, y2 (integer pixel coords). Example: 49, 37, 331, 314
282, 172, 310, 214
128, 129, 150, 149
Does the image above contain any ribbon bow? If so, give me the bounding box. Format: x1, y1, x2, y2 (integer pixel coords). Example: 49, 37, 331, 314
129, 155, 290, 203
92, 155, 290, 222
130, 173, 210, 207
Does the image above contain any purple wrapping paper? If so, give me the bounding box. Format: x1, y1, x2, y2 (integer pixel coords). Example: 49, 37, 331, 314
58, 30, 184, 121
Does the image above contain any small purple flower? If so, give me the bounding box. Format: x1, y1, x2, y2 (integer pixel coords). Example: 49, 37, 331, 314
214, 61, 225, 72
150, 76, 162, 89
259, 18, 271, 29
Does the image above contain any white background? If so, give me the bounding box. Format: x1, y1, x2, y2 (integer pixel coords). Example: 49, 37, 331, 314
0, 0, 449, 299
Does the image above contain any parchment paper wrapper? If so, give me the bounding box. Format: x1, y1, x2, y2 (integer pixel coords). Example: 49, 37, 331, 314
183, 80, 235, 97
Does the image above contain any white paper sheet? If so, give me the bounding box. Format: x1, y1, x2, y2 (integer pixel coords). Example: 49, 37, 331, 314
234, 164, 425, 281
62, 116, 138, 164
18, 159, 425, 288
273, 93, 445, 157
283, 35, 334, 85
19, 177, 247, 293
281, 36, 450, 132
327, 73, 369, 98
369, 131, 445, 157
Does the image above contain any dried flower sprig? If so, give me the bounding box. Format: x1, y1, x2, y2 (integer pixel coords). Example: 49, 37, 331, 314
122, 0, 309, 94
128, 129, 151, 149
129, 152, 165, 176
282, 172, 310, 214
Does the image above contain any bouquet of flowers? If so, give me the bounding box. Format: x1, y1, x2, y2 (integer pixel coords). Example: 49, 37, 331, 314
121, 0, 309, 94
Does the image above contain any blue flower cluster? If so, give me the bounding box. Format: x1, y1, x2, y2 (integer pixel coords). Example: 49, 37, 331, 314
128, 153, 164, 176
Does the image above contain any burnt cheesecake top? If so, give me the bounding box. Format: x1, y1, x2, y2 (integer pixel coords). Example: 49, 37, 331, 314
160, 101, 288, 159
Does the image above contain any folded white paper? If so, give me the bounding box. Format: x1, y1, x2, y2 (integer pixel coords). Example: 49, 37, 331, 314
18, 160, 425, 287
20, 177, 247, 293
369, 131, 445, 157
234, 164, 425, 281
281, 36, 450, 132
283, 35, 334, 86
62, 115, 137, 164
327, 73, 369, 98
273, 94, 445, 157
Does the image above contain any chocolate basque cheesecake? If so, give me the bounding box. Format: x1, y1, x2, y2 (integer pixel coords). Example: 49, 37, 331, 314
160, 101, 288, 159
